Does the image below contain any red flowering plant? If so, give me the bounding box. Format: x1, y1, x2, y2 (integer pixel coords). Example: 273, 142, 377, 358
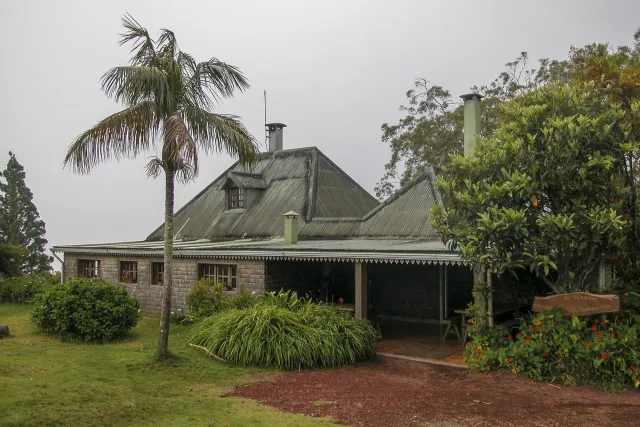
505, 308, 640, 389
120, 269, 135, 283
463, 300, 511, 372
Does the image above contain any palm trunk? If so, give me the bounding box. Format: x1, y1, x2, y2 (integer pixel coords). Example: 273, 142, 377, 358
156, 169, 175, 360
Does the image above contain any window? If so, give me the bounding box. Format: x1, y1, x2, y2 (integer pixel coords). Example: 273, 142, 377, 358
151, 262, 164, 285
228, 187, 244, 209
120, 261, 138, 283
198, 263, 237, 290
78, 260, 100, 278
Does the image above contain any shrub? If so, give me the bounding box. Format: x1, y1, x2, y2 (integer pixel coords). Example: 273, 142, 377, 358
31, 278, 139, 343
185, 278, 262, 320
0, 273, 56, 303
190, 291, 377, 369
465, 307, 640, 390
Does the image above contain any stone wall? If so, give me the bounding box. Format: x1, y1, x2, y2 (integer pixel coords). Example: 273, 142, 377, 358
63, 254, 265, 314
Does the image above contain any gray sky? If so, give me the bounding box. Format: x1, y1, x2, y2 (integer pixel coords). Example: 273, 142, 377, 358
1, 0, 639, 270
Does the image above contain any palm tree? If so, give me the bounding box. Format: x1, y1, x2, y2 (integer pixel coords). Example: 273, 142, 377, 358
64, 15, 259, 359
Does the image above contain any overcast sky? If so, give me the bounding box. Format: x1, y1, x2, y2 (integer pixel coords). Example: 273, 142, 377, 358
1, 0, 639, 269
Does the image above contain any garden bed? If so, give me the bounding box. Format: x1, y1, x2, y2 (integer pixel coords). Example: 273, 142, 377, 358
230, 357, 640, 427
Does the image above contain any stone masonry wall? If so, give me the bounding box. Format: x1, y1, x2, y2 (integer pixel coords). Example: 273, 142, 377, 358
63, 254, 265, 314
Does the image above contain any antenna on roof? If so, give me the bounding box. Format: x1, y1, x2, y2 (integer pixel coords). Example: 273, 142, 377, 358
263, 89, 268, 151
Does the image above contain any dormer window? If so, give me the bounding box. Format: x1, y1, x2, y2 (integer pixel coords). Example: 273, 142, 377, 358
228, 187, 244, 209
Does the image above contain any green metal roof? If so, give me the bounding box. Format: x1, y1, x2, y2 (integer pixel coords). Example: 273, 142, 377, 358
146, 147, 380, 241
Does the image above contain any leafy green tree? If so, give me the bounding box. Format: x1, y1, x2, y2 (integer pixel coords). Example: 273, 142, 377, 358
432, 82, 638, 293
375, 53, 558, 199
0, 152, 52, 275
375, 30, 640, 200
63, 15, 259, 359
0, 243, 28, 277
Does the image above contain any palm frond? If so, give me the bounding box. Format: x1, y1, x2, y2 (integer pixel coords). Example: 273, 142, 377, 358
101, 66, 172, 109
182, 106, 259, 165
64, 101, 161, 174
157, 28, 178, 59
188, 58, 250, 104
120, 14, 156, 66
164, 113, 199, 177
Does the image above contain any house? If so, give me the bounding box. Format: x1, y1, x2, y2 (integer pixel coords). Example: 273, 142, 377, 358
53, 96, 537, 325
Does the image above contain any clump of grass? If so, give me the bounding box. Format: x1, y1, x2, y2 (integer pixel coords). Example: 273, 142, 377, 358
190, 293, 377, 370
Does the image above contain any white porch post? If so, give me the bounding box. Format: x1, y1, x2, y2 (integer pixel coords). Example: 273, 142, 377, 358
355, 262, 367, 320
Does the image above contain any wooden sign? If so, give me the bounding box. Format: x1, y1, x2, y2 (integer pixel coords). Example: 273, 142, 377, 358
532, 292, 619, 316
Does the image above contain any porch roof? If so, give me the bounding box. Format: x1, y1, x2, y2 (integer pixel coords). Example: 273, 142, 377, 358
52, 238, 463, 265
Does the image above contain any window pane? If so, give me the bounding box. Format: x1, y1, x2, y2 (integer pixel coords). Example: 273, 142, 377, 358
152, 262, 164, 285
120, 261, 138, 283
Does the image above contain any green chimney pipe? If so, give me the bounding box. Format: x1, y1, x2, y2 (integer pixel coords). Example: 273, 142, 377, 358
460, 93, 483, 157
283, 211, 299, 245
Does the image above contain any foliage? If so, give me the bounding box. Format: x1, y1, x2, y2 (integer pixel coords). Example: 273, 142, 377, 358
376, 29, 640, 199
465, 307, 640, 390
31, 278, 139, 343
0, 243, 27, 278
190, 290, 377, 369
433, 82, 636, 293
0, 273, 56, 303
0, 304, 330, 427
0, 152, 52, 274
62, 15, 260, 359
182, 278, 262, 323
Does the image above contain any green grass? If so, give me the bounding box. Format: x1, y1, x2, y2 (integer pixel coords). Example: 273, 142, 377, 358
0, 304, 338, 427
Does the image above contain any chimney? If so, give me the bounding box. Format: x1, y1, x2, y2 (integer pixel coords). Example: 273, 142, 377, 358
283, 211, 299, 244
266, 122, 287, 152
460, 93, 483, 157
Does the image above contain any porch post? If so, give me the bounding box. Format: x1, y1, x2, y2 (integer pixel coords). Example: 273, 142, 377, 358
444, 264, 449, 319
355, 262, 367, 319
439, 264, 444, 324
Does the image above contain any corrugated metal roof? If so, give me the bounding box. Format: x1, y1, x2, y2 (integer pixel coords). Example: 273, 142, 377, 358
227, 171, 267, 189
354, 169, 441, 239
53, 238, 462, 264
299, 218, 361, 238
146, 147, 380, 241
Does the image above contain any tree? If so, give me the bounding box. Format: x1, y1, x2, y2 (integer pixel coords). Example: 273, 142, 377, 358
432, 82, 638, 293
0, 152, 52, 275
0, 243, 28, 278
375, 53, 560, 199
63, 15, 259, 360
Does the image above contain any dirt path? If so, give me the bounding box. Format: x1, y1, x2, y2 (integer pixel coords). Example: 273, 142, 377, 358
230, 357, 640, 427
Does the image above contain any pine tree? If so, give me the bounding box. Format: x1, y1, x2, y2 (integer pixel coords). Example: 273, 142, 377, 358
0, 152, 52, 274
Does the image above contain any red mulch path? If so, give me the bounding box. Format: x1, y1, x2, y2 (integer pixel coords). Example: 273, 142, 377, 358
229, 357, 640, 427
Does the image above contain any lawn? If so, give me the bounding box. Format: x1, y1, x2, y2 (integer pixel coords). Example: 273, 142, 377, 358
0, 303, 337, 427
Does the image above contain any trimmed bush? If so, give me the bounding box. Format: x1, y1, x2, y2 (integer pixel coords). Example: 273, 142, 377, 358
0, 274, 56, 303
465, 307, 640, 390
190, 291, 377, 369
183, 278, 261, 322
31, 278, 139, 343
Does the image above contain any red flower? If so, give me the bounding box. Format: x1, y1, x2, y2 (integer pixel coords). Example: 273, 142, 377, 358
517, 333, 522, 337
601, 353, 607, 359
610, 333, 616, 338
597, 333, 604, 339
586, 343, 591, 349
338, 297, 344, 304
530, 328, 535, 333
535, 325, 541, 329
631, 365, 637, 372
507, 336, 512, 341
594, 319, 600, 324
543, 351, 549, 356
563, 312, 570, 317
507, 357, 513, 363
623, 212, 630, 218
538, 321, 543, 325
626, 309, 631, 313
499, 347, 504, 350
624, 299, 628, 303
477, 354, 482, 360
525, 339, 531, 344
591, 326, 598, 331
612, 199, 620, 204
476, 348, 482, 353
